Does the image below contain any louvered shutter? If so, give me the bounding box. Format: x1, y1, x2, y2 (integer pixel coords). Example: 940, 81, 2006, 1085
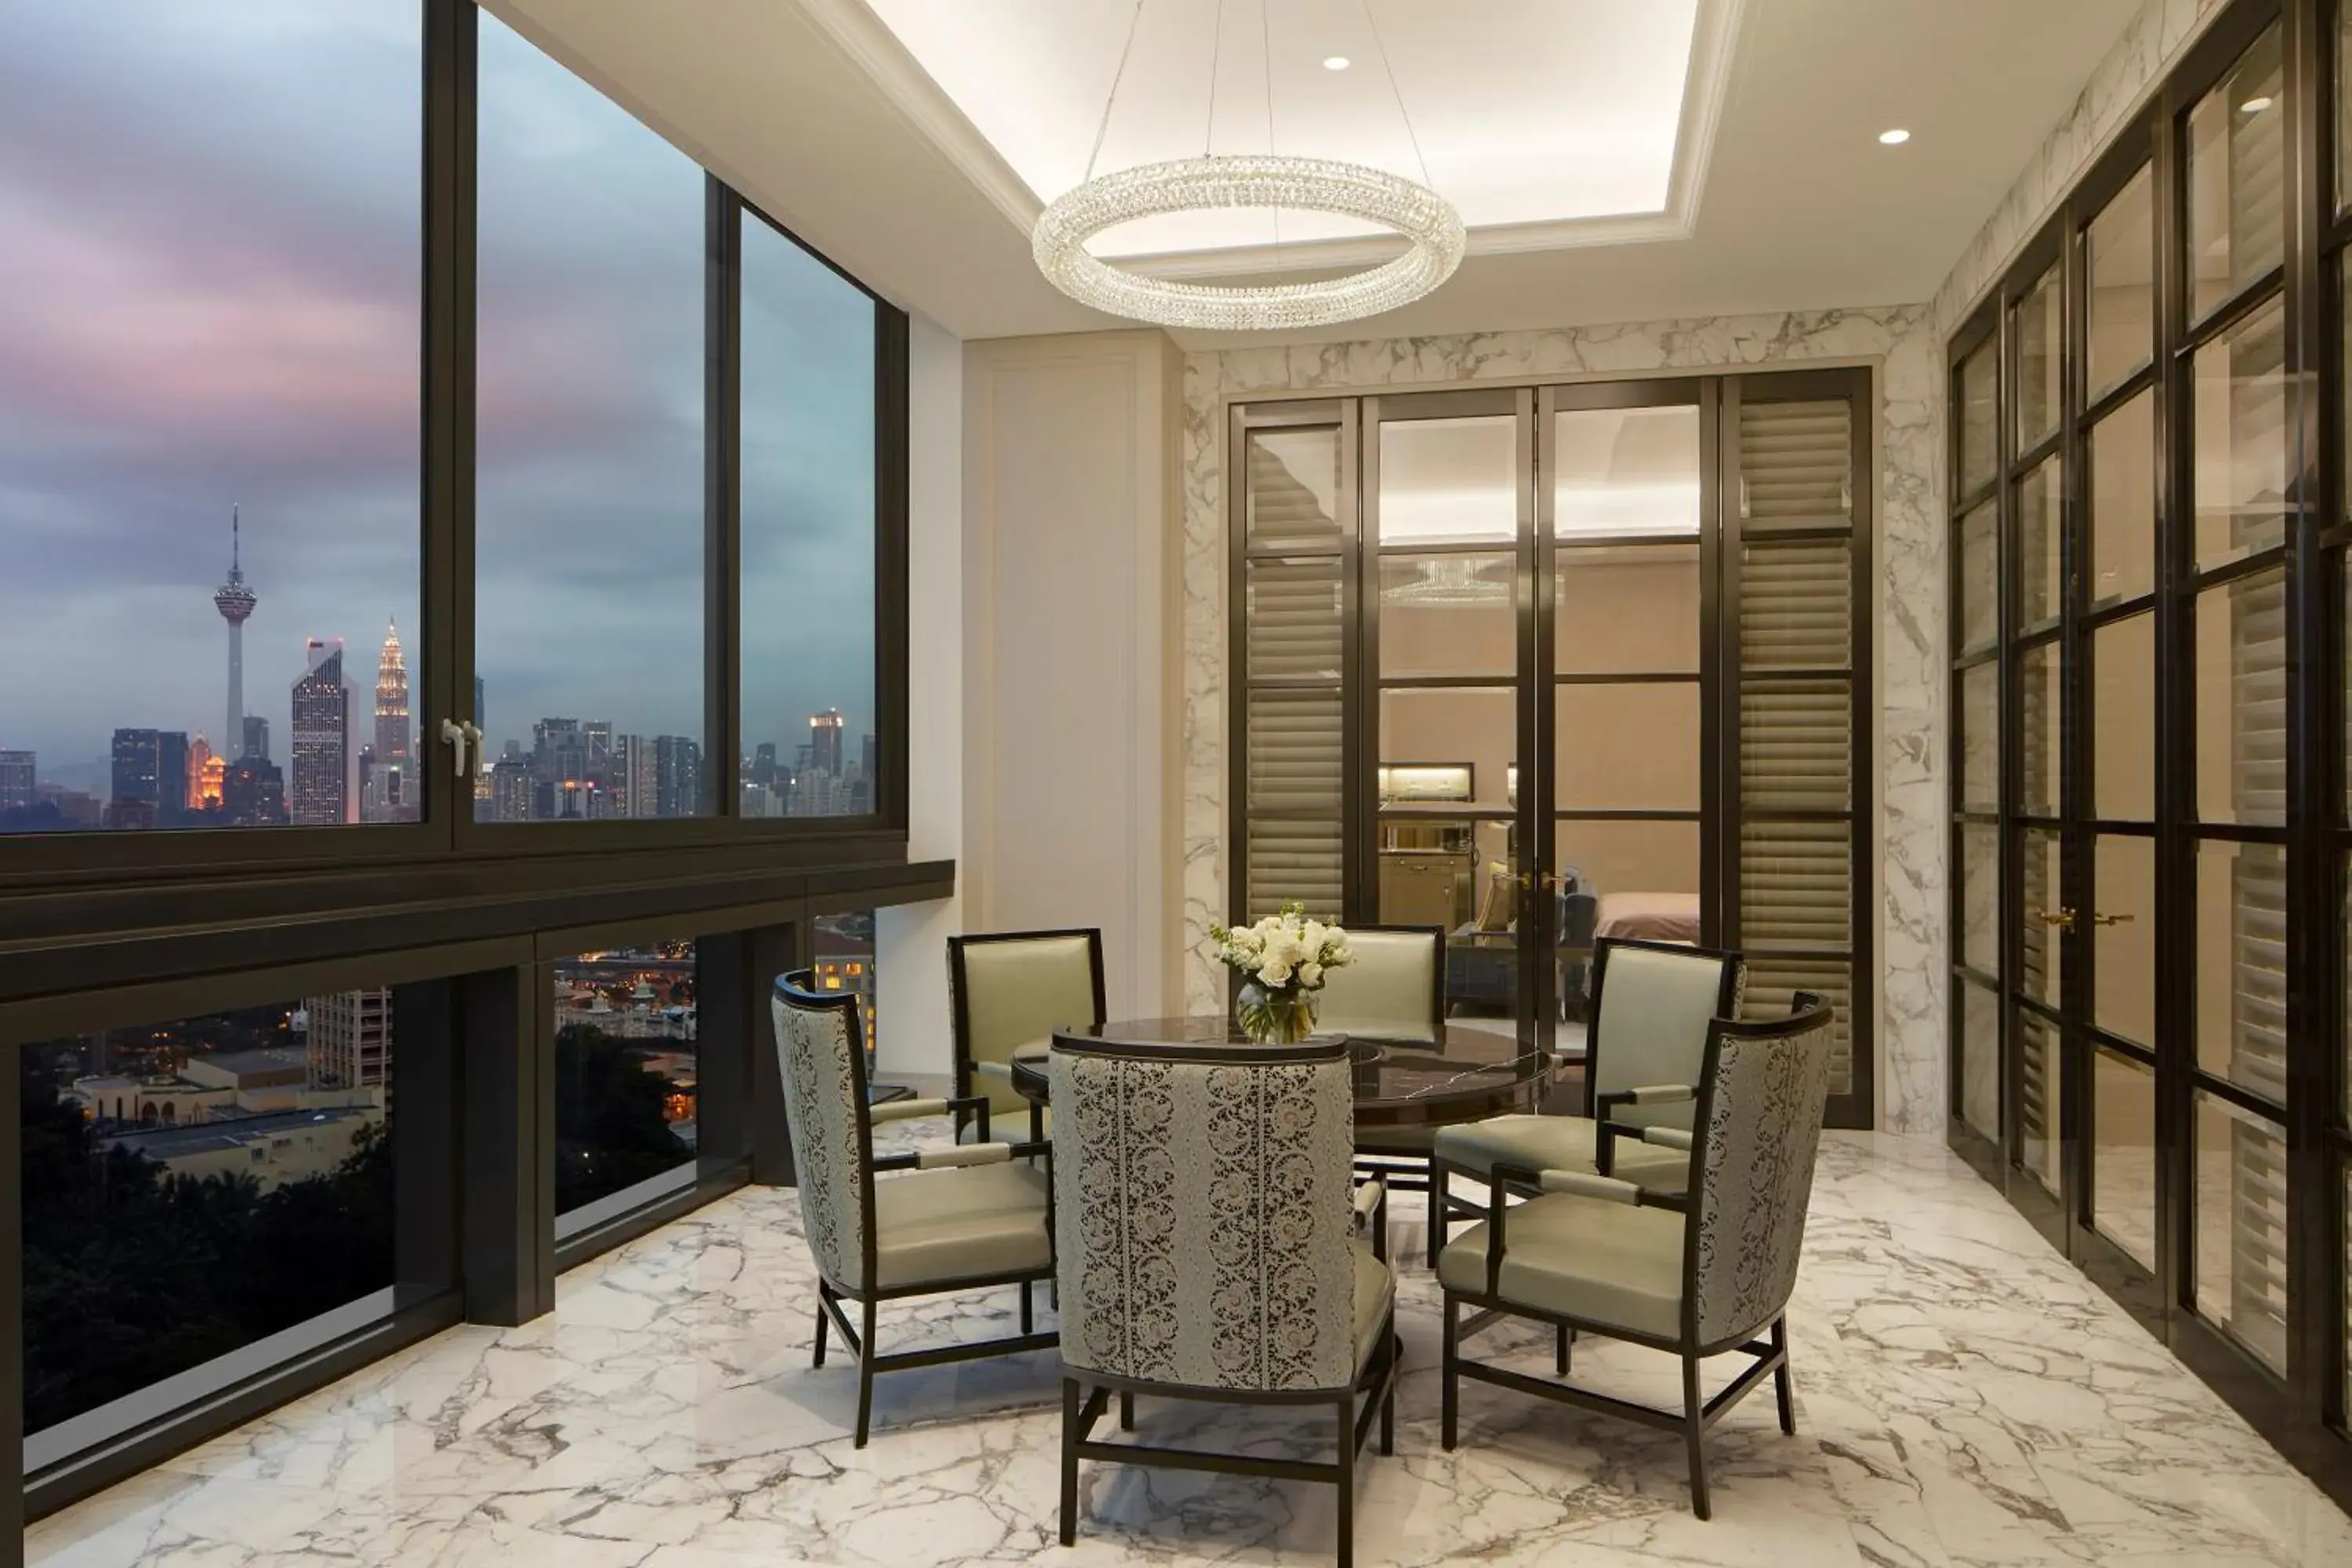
1237, 428, 1347, 920
1731, 394, 1862, 1103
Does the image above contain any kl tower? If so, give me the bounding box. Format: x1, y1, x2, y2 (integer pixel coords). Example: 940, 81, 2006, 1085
213, 506, 258, 757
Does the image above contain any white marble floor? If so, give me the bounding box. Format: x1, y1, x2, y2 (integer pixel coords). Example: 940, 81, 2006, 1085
28, 1131, 2352, 1567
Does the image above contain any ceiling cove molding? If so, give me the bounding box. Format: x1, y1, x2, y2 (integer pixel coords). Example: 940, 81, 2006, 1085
791, 0, 1044, 233
795, 0, 1745, 272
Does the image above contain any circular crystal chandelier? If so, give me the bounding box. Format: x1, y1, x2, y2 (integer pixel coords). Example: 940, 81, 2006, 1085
1033, 0, 1463, 332
1034, 154, 1464, 333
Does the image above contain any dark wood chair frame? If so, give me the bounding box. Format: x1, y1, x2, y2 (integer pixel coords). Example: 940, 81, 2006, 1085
1334, 924, 1451, 1225
1428, 935, 1745, 1266
946, 927, 1107, 1144
1438, 1000, 1831, 1519
779, 971, 1061, 1447
1053, 1033, 1406, 1568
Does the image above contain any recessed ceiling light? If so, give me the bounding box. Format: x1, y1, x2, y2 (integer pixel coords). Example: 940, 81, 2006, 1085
2241, 95, 2274, 112
1877, 128, 1911, 145
1323, 56, 1350, 71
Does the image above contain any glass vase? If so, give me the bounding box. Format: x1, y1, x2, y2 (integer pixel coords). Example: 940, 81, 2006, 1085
1235, 979, 1317, 1045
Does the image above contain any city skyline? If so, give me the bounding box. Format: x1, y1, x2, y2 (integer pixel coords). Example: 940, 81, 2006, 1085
1, 4, 880, 796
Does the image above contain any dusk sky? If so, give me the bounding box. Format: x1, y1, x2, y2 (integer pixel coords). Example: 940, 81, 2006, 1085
0, 2, 877, 797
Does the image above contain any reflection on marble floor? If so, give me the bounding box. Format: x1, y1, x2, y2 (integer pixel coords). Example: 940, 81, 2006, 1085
30, 1131, 2352, 1567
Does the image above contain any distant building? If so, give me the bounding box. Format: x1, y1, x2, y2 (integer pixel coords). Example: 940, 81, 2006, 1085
0, 750, 33, 812
186, 735, 224, 811
99, 1099, 382, 1192
811, 911, 879, 1062
489, 747, 534, 822
221, 757, 289, 826
809, 709, 845, 779
304, 989, 392, 1092
368, 620, 412, 822
290, 638, 349, 826
212, 506, 258, 757
531, 717, 586, 819
109, 728, 187, 827
616, 735, 656, 818
241, 714, 270, 764
654, 735, 701, 818
750, 742, 779, 790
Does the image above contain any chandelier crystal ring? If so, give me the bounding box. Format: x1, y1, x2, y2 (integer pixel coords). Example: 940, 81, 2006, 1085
1033, 154, 1465, 332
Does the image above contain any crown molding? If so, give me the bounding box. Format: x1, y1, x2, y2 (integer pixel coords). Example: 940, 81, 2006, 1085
797, 0, 1743, 271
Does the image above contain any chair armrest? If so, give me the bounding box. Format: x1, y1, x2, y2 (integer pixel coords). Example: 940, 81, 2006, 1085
1595, 1083, 1697, 1114
1350, 1177, 1389, 1263
1534, 1169, 1642, 1204
870, 1097, 953, 1124
971, 1061, 1012, 1080
1640, 1126, 1693, 1152
916, 1142, 1011, 1169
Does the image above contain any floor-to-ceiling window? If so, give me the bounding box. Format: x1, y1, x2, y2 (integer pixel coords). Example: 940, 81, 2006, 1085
1230, 368, 1872, 1123
1944, 0, 2347, 1509
0, 0, 924, 1530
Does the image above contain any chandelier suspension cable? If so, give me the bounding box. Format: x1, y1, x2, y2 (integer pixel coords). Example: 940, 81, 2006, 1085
1361, 0, 1434, 192
1083, 0, 1149, 184
1261, 0, 1280, 257
1204, 0, 1224, 156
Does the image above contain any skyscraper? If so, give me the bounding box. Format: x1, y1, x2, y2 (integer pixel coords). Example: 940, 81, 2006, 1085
616, 735, 655, 818
654, 735, 702, 818
220, 757, 288, 826
185, 735, 221, 811
291, 639, 349, 826
0, 750, 33, 813
212, 506, 258, 755
370, 620, 412, 821
108, 728, 187, 828
809, 709, 845, 779
241, 715, 270, 764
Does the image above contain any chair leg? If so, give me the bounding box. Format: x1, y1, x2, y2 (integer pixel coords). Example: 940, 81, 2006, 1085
1428, 1161, 1448, 1269
1335, 1391, 1357, 1568
1555, 1322, 1571, 1376
812, 1287, 829, 1369
1021, 1279, 1033, 1335
854, 1297, 879, 1448
1682, 1352, 1710, 1520
1440, 1296, 1460, 1451
1059, 1377, 1080, 1548
1379, 1332, 1399, 1456
1119, 1391, 1135, 1432
1772, 1316, 1796, 1436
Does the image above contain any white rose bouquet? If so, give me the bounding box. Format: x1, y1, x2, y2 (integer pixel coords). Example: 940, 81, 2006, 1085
1207, 902, 1354, 1044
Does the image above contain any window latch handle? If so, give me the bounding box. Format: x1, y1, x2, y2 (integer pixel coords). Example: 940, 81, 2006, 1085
440, 718, 469, 778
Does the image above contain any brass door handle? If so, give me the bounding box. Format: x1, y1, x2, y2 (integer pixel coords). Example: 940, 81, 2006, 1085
2036, 907, 2077, 931
2089, 912, 2135, 927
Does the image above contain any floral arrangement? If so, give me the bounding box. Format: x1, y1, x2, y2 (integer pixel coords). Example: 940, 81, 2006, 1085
1208, 903, 1354, 1043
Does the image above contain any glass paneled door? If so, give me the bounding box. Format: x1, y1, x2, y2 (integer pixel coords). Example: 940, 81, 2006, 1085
1363, 384, 1715, 1058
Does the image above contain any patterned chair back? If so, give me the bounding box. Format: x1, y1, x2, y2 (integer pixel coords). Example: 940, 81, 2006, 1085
772, 971, 875, 1292
1051, 1035, 1359, 1393
1313, 926, 1442, 1043
1589, 938, 1746, 1131
1685, 1000, 1836, 1349
949, 930, 1105, 1116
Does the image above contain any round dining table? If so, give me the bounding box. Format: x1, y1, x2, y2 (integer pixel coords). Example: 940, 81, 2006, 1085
1009, 1016, 1551, 1139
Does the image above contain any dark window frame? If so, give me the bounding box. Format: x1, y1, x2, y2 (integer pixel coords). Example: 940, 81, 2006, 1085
0, 0, 912, 885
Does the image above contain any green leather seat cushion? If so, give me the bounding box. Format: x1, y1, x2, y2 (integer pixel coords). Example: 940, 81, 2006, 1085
1350, 1239, 1396, 1373
1436, 1192, 1686, 1340
870, 1161, 1051, 1290
1433, 1113, 1689, 1195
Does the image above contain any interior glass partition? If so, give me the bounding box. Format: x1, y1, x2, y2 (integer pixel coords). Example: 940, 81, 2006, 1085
1232, 368, 1870, 1121
1946, 0, 2350, 1510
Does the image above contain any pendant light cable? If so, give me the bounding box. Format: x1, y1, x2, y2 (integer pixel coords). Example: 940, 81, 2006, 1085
1084, 0, 1149, 184
1360, 0, 1433, 191
1205, 0, 1225, 155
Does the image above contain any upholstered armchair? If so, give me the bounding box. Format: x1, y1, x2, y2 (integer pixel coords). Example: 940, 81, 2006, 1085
946, 928, 1105, 1142
1050, 1033, 1401, 1567
772, 972, 1058, 1447
1431, 938, 1744, 1265
1437, 997, 1835, 1519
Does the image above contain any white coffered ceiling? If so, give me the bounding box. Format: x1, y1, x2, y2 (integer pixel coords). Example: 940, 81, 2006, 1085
490, 0, 2150, 343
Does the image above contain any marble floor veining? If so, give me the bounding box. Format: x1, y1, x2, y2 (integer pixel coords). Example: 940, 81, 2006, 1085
28, 1131, 2352, 1567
